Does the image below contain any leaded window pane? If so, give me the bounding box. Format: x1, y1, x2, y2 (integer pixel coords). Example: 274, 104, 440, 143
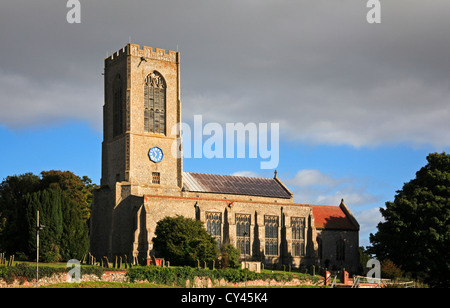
291, 217, 306, 257
264, 216, 279, 256
206, 212, 222, 247
236, 214, 251, 255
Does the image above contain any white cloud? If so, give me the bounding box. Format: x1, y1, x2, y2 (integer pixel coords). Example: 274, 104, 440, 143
355, 207, 384, 234
285, 169, 379, 207
354, 207, 385, 246
0, 70, 102, 130
316, 189, 379, 207
284, 169, 344, 187
231, 170, 261, 178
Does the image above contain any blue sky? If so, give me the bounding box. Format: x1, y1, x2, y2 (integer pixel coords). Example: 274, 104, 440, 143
0, 120, 444, 246
1, 0, 450, 247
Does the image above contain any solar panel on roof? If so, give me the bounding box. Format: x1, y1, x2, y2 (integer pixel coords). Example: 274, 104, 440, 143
182, 172, 292, 199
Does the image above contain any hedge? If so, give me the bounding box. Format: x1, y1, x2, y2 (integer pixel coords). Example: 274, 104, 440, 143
0, 263, 105, 284
126, 266, 294, 287
1, 264, 318, 287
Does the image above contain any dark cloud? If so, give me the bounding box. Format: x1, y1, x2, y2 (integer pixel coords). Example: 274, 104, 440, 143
1, 0, 449, 147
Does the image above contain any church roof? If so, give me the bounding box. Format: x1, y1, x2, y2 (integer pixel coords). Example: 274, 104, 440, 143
183, 172, 293, 199
310, 203, 359, 231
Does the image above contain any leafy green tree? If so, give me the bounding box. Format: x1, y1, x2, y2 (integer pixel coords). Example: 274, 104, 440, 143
369, 152, 450, 287
0, 212, 6, 241
25, 189, 64, 262
153, 215, 219, 266
40, 170, 95, 220
60, 194, 89, 261
358, 246, 372, 274
220, 244, 241, 269
0, 171, 94, 261
0, 173, 41, 255
39, 170, 92, 260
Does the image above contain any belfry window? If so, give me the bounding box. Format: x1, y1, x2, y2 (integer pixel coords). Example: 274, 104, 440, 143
152, 172, 160, 184
264, 215, 279, 256
113, 75, 124, 137
144, 71, 166, 135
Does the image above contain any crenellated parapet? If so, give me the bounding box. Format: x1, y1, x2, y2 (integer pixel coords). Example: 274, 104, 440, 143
105, 44, 179, 66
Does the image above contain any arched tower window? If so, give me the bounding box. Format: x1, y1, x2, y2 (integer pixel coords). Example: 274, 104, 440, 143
113, 75, 124, 137
144, 71, 166, 135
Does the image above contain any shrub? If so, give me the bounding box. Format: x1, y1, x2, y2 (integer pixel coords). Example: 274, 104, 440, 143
0, 263, 64, 284
152, 216, 218, 266
126, 266, 294, 287
0, 263, 106, 284
219, 244, 240, 269
381, 259, 404, 280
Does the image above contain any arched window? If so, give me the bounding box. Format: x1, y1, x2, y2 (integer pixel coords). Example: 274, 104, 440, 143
206, 212, 222, 249
264, 216, 279, 256
144, 71, 166, 135
292, 242, 305, 257
317, 237, 323, 260
113, 75, 124, 137
336, 239, 345, 261
291, 217, 305, 257
236, 214, 251, 255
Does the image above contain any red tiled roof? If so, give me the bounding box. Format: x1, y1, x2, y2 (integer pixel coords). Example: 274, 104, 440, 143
310, 204, 359, 231
183, 172, 292, 199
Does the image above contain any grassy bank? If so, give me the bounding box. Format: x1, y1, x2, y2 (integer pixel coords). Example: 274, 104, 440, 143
41, 281, 176, 288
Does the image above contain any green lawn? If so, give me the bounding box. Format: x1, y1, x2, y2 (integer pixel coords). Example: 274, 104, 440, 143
41, 281, 178, 288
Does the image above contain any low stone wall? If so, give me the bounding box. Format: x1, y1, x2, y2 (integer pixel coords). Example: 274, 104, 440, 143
187, 277, 322, 288
0, 271, 127, 288
1, 271, 322, 288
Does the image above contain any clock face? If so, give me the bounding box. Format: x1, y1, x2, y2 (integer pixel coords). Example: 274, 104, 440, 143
149, 146, 163, 163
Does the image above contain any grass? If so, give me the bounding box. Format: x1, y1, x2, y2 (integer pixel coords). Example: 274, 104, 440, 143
261, 269, 322, 280
41, 281, 178, 288
3, 261, 67, 268
6, 261, 130, 269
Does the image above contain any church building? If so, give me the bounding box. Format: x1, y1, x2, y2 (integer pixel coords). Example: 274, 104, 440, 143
90, 44, 360, 272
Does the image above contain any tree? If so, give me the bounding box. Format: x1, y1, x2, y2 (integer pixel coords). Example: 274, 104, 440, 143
39, 170, 93, 260
0, 171, 94, 261
0, 173, 41, 255
220, 244, 240, 269
40, 170, 95, 220
153, 215, 219, 266
60, 194, 89, 261
369, 152, 450, 287
25, 189, 64, 262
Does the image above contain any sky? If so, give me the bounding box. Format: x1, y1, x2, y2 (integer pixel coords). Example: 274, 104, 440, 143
1, 0, 449, 247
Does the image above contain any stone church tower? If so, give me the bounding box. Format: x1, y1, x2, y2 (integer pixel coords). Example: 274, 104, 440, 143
90, 44, 184, 259
101, 44, 182, 190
